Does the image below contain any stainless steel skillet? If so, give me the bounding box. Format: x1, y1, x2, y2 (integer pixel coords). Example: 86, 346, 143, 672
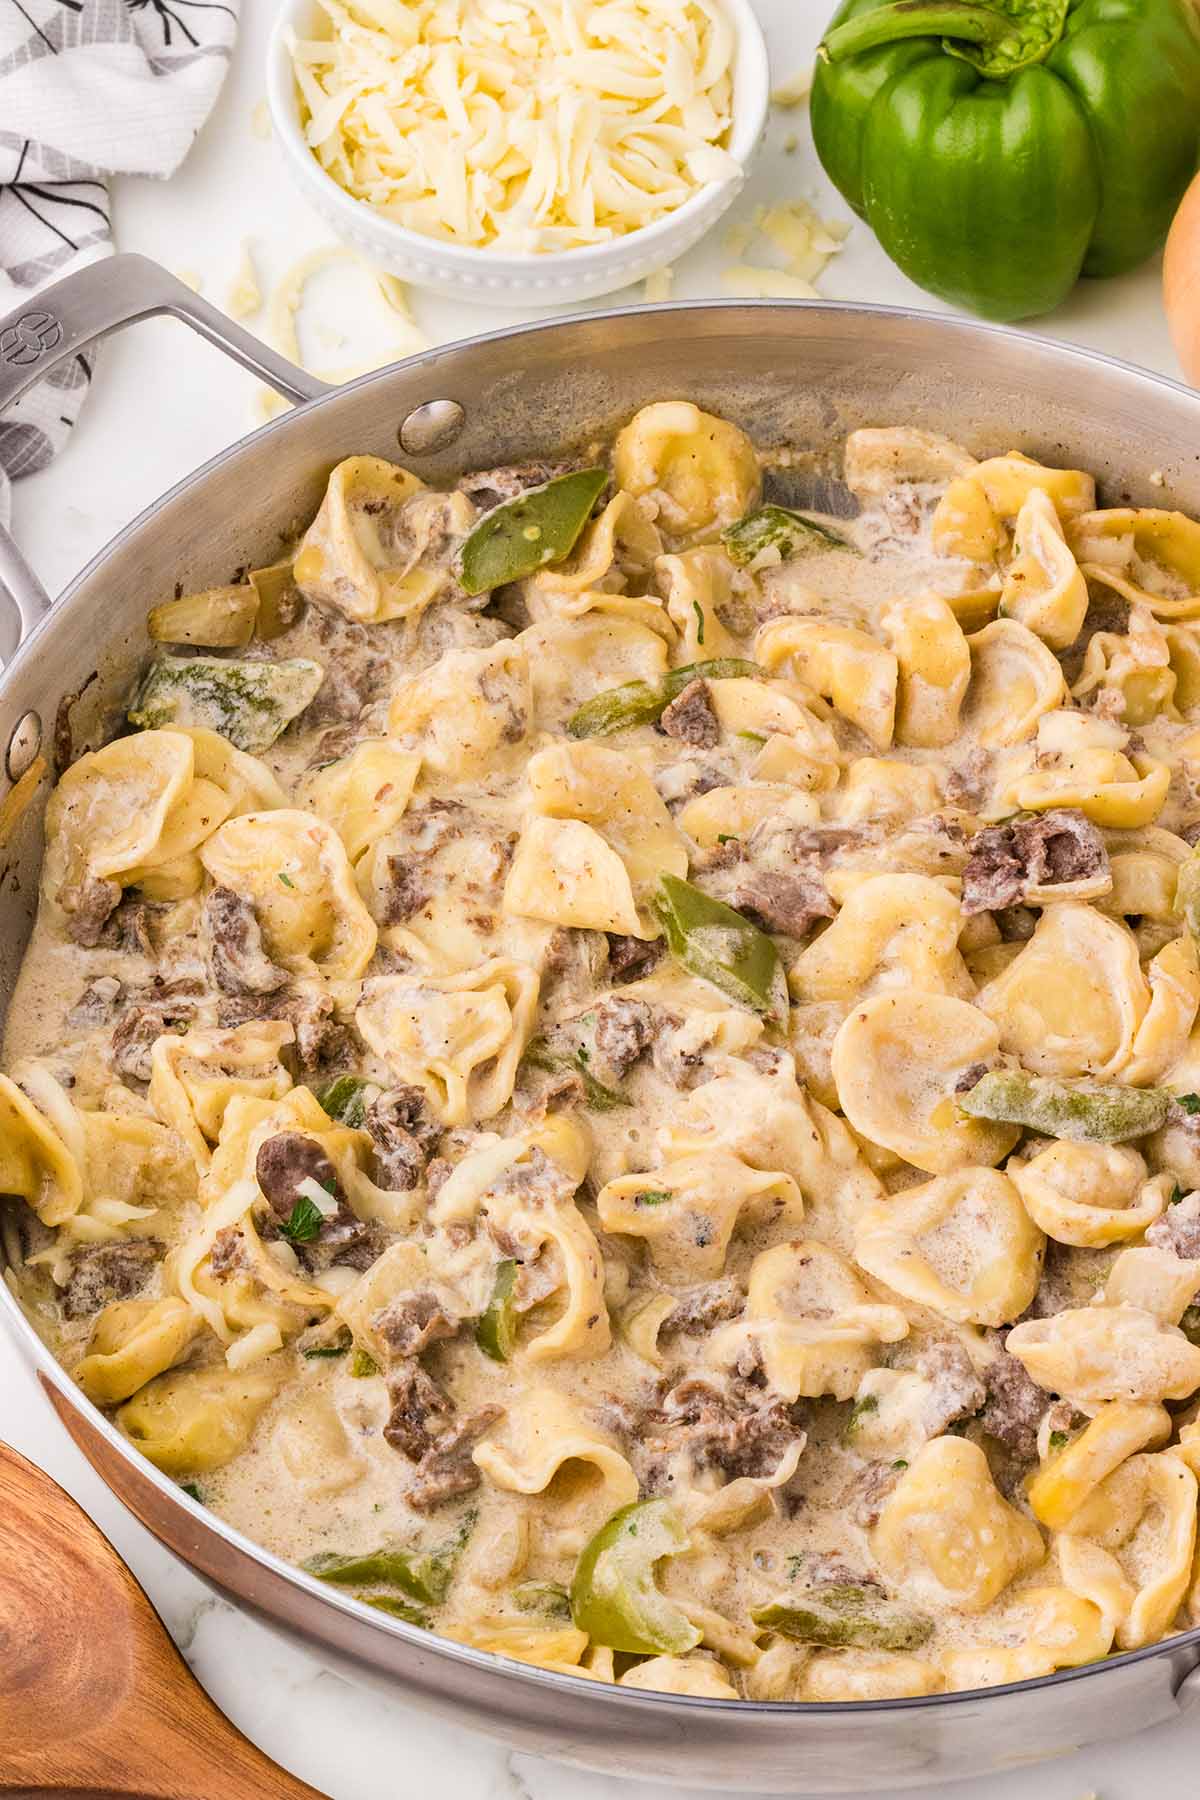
2, 253, 1200, 1793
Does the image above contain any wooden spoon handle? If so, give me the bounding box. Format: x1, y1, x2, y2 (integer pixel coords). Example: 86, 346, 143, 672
0, 1441, 328, 1800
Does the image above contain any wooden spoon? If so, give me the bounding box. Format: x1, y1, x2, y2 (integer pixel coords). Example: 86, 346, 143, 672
0, 1440, 328, 1799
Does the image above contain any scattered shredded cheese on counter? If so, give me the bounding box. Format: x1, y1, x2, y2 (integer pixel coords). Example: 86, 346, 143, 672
720, 198, 849, 299
255, 245, 429, 422
644, 265, 674, 301
288, 0, 741, 252
770, 65, 812, 107
227, 241, 262, 320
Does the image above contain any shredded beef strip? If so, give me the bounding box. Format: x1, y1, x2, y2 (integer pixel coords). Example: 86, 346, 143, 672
605, 933, 663, 983
383, 1360, 456, 1461
374, 1291, 462, 1358
731, 866, 834, 938
364, 1086, 440, 1190
62, 1238, 161, 1319
961, 808, 1108, 916
659, 678, 720, 749
217, 988, 355, 1071
661, 1277, 745, 1336
204, 886, 288, 996
406, 1407, 503, 1512
64, 877, 122, 948
977, 1336, 1049, 1461
1147, 1191, 1200, 1259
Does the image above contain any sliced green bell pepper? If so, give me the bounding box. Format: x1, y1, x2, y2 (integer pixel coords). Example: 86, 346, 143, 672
317, 1073, 375, 1127
656, 874, 788, 1023
476, 1259, 520, 1362
722, 506, 853, 568
567, 658, 762, 739
958, 1069, 1170, 1141
812, 0, 1200, 321
522, 1034, 631, 1112
128, 653, 324, 752
305, 1511, 476, 1607
570, 1499, 702, 1655
459, 468, 607, 595
512, 1579, 573, 1620
753, 1586, 934, 1652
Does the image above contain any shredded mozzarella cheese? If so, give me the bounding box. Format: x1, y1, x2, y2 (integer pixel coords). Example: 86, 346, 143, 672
719, 199, 849, 299
288, 0, 740, 251
296, 1175, 340, 1216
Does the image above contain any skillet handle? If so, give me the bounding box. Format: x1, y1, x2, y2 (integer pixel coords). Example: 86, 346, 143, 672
0, 252, 329, 656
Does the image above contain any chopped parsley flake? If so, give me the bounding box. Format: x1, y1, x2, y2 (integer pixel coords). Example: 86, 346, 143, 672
1177, 1093, 1200, 1115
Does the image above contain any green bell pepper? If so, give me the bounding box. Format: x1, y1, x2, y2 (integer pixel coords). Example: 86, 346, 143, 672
722, 506, 853, 568
656, 874, 788, 1023
812, 0, 1200, 321
752, 1586, 934, 1652
522, 1031, 632, 1112
570, 1499, 702, 1655
476, 1258, 520, 1362
957, 1068, 1170, 1141
566, 658, 762, 739
317, 1073, 375, 1127
459, 468, 607, 595
305, 1511, 476, 1609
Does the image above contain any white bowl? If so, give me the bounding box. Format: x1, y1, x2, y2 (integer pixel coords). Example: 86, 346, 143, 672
266, 0, 770, 306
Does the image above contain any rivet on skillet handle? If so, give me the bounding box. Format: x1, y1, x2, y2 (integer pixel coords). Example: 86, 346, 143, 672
0, 253, 331, 659
399, 399, 466, 456
6, 710, 41, 783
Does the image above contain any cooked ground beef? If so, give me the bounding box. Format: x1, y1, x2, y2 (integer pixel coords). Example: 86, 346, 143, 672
659, 678, 719, 748
978, 1339, 1049, 1460
383, 1361, 455, 1461
374, 1290, 462, 1358
64, 876, 122, 948
606, 933, 663, 983
661, 1278, 745, 1336
217, 987, 355, 1072
1146, 1191, 1200, 1259
731, 867, 834, 938
591, 995, 656, 1078
405, 1407, 503, 1512
109, 986, 204, 1082
364, 1086, 440, 1190
961, 808, 1108, 916
62, 1238, 160, 1319
255, 1131, 341, 1218
205, 887, 288, 996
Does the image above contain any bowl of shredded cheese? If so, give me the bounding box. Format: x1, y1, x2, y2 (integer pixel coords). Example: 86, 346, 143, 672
268, 0, 769, 303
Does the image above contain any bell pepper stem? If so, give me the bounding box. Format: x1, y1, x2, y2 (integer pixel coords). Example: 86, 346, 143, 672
821, 0, 1011, 61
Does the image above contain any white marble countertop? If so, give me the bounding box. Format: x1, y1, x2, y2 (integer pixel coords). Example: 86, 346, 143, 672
3, 0, 1199, 1794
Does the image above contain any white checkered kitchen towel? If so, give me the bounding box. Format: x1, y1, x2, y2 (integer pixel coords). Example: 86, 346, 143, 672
0, 0, 239, 525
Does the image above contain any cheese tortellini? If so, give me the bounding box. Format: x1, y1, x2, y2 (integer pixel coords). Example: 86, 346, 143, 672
13, 405, 1200, 1704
